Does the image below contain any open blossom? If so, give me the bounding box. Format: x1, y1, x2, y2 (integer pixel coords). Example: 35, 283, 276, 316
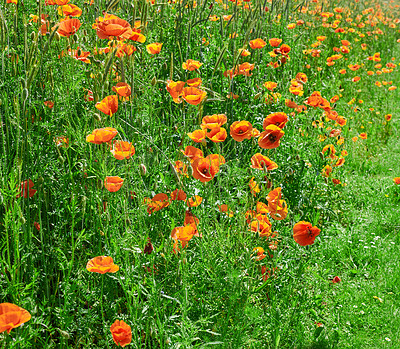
86, 256, 119, 274
0, 303, 31, 334
110, 320, 132, 347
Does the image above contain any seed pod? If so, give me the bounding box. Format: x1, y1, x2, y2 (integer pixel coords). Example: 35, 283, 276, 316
151, 76, 157, 86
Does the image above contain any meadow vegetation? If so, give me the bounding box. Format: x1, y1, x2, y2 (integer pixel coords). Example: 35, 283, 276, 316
1, 0, 400, 347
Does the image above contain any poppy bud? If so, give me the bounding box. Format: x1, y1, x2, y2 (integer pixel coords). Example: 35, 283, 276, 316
22, 88, 29, 101
93, 113, 102, 122
57, 329, 70, 339
55, 32, 61, 41
254, 92, 262, 100
319, 152, 324, 160
296, 155, 300, 161
288, 168, 294, 175
151, 77, 157, 86
58, 155, 64, 163
37, 176, 44, 185
139, 163, 147, 176
72, 34, 78, 42
77, 49, 82, 56
19, 216, 26, 224
30, 31, 36, 41
0, 98, 2, 106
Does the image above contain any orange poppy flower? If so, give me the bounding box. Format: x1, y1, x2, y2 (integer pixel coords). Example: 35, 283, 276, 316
86, 256, 119, 274
57, 18, 81, 37
186, 78, 202, 87
251, 153, 278, 171
393, 177, 400, 185
269, 38, 282, 47
112, 82, 131, 98
218, 204, 234, 217
239, 48, 251, 57
110, 320, 132, 347
293, 221, 320, 246
96, 16, 132, 40
44, 100, 54, 108
252, 128, 261, 138
184, 210, 200, 232
359, 133, 367, 139
201, 114, 227, 129
279, 44, 291, 55
263, 112, 288, 129
236, 62, 255, 76
249, 38, 267, 49
110, 140, 135, 160
96, 95, 118, 116
181, 146, 203, 162
269, 200, 288, 220
206, 127, 227, 143
127, 29, 146, 43
181, 87, 207, 105
385, 114, 392, 121
266, 187, 282, 206
86, 127, 118, 144
322, 165, 332, 177
263, 81, 278, 91
104, 176, 124, 192
59, 3, 82, 17
250, 218, 272, 237
174, 160, 189, 177
256, 201, 269, 214
249, 177, 260, 196
17, 179, 37, 198
230, 121, 253, 142
144, 193, 170, 214
258, 125, 284, 149
166, 80, 185, 100
0, 303, 31, 334
146, 42, 163, 54
182, 59, 202, 71
171, 225, 196, 251
191, 157, 220, 183
187, 195, 203, 207
171, 189, 187, 201
187, 129, 206, 143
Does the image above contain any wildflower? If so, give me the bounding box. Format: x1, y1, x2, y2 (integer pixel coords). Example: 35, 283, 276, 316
293, 221, 320, 246
187, 129, 206, 143
0, 303, 31, 334
170, 189, 187, 201
359, 133, 367, 139
104, 176, 124, 192
186, 78, 202, 87
181, 146, 203, 162
17, 179, 37, 198
218, 204, 234, 217
263, 112, 288, 129
110, 140, 135, 160
187, 195, 203, 207
230, 121, 253, 142
86, 256, 119, 274
269, 38, 282, 47
181, 87, 207, 105
332, 276, 341, 283
110, 320, 132, 347
249, 38, 267, 49
44, 100, 54, 108
201, 114, 227, 129
57, 18, 81, 37
86, 127, 118, 144
112, 83, 131, 99
182, 59, 202, 71
144, 193, 170, 214
96, 95, 118, 116
96, 16, 132, 40
263, 81, 278, 91
191, 156, 221, 183
146, 42, 163, 54
393, 177, 400, 185
258, 125, 284, 149
206, 127, 227, 142
251, 153, 278, 171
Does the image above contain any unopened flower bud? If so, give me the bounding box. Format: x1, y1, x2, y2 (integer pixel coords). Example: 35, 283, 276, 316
139, 163, 147, 176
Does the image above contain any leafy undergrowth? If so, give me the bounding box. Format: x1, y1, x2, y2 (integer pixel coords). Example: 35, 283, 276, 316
1, 0, 400, 347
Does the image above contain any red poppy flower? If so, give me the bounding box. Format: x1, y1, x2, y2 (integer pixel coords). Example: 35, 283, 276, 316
96, 16, 132, 40
293, 221, 320, 246
86, 256, 119, 274
96, 95, 118, 116
258, 125, 284, 149
263, 112, 288, 129
104, 176, 124, 192
191, 156, 221, 183
250, 153, 278, 171
111, 140, 135, 160
86, 127, 118, 144
57, 18, 81, 37
0, 303, 31, 334
230, 121, 253, 142
110, 320, 132, 347
17, 179, 37, 198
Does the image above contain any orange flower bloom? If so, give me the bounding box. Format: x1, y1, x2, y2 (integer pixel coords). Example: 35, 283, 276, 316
230, 121, 253, 142
385, 114, 392, 121
359, 133, 367, 139
181, 146, 203, 162
201, 114, 227, 129
144, 193, 170, 214
96, 16, 132, 40
86, 256, 119, 274
293, 221, 320, 246
258, 125, 284, 149
182, 59, 202, 71
191, 156, 221, 183
249, 177, 260, 196
187, 129, 206, 143
263, 81, 278, 91
174, 160, 189, 177
110, 320, 132, 347
266, 187, 282, 206
393, 177, 400, 185
0, 303, 31, 334
322, 165, 332, 177
187, 195, 203, 207
112, 82, 131, 98
171, 225, 196, 252
166, 80, 185, 100
269, 38, 282, 47
181, 87, 207, 105
96, 95, 118, 116
57, 18, 81, 37
218, 204, 234, 217
171, 189, 187, 201
239, 48, 251, 57
249, 38, 267, 49
251, 153, 278, 171
263, 112, 288, 129
127, 29, 146, 43
184, 210, 200, 229
59, 3, 82, 17
86, 127, 118, 144
104, 176, 124, 192
269, 200, 288, 220
44, 100, 54, 108
206, 127, 227, 143
146, 42, 163, 54
17, 179, 37, 198
111, 140, 135, 160
186, 78, 202, 87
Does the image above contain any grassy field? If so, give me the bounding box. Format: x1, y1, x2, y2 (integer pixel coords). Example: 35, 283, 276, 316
1, 0, 400, 347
